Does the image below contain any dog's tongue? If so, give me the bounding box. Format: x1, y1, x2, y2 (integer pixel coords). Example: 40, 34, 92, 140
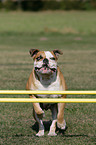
41, 67, 49, 73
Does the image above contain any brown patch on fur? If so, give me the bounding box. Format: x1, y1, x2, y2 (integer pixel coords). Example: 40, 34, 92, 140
29, 49, 39, 58
33, 51, 46, 61
26, 69, 38, 91
51, 50, 63, 60
51, 51, 58, 60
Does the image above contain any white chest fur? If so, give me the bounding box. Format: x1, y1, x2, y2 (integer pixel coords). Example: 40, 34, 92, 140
32, 74, 62, 98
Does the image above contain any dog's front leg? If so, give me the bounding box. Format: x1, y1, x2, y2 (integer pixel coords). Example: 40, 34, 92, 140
33, 109, 44, 136
30, 95, 44, 115
48, 104, 57, 136
57, 102, 66, 130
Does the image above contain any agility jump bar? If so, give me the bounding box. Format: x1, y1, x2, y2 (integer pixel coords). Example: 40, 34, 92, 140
0, 90, 96, 95
0, 98, 96, 103
0, 90, 96, 103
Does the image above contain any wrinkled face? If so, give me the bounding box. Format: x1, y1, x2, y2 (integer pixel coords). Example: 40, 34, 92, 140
34, 51, 57, 74
29, 49, 63, 75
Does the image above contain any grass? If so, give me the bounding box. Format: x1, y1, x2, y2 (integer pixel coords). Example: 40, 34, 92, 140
0, 11, 96, 145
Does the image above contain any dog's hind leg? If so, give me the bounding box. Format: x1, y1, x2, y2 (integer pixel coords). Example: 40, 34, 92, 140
48, 104, 57, 136
33, 109, 44, 136
57, 103, 66, 130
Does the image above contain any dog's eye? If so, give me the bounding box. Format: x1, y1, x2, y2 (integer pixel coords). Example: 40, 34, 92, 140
50, 57, 55, 60
36, 55, 43, 61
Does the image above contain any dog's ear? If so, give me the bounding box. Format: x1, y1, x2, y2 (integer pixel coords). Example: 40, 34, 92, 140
29, 49, 39, 58
53, 49, 63, 59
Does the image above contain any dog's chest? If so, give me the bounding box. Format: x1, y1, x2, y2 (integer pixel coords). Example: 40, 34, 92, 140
33, 75, 62, 98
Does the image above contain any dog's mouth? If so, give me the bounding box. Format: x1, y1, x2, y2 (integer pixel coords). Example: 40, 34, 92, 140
35, 65, 56, 74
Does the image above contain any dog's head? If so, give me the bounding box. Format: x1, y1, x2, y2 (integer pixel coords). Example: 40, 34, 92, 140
29, 49, 63, 74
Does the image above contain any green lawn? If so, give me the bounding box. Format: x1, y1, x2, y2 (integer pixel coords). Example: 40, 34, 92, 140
0, 11, 96, 145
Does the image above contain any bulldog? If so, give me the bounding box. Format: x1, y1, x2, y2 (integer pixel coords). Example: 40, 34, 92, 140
26, 49, 67, 136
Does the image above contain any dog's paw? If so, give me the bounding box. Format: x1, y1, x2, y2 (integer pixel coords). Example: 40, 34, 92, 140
36, 110, 44, 115
37, 112, 45, 119
36, 130, 44, 137
57, 120, 66, 130
48, 132, 57, 136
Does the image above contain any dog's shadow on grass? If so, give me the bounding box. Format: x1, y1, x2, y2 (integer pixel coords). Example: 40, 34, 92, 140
31, 120, 67, 135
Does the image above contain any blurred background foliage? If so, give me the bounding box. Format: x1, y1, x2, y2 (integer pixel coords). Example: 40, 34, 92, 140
0, 0, 96, 11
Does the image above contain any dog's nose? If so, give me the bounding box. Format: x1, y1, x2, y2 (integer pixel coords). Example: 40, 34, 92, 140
43, 58, 49, 64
